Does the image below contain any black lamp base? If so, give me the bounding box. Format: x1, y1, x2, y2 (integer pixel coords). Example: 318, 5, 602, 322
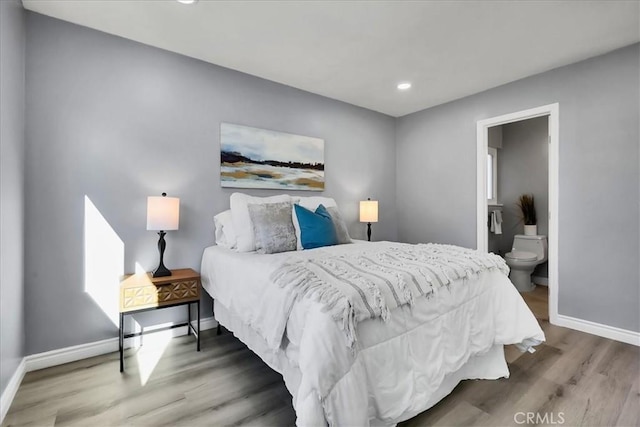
367, 222, 372, 242
152, 231, 172, 278
152, 264, 171, 278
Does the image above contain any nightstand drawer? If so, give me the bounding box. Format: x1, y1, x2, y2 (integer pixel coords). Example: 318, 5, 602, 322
121, 279, 199, 310
119, 268, 201, 312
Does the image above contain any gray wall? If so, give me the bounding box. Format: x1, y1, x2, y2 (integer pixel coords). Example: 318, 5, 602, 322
24, 13, 397, 354
0, 0, 26, 395
488, 126, 502, 149
396, 44, 639, 332
498, 117, 549, 280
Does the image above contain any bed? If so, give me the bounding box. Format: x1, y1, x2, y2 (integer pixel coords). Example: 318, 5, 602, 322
201, 193, 545, 426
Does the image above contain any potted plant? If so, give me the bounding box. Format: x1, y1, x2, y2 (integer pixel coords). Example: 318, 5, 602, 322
517, 194, 537, 235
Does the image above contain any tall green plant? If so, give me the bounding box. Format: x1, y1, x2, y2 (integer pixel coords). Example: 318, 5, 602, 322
517, 194, 537, 225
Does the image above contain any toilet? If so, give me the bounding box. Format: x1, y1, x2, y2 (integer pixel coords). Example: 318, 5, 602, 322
505, 235, 547, 292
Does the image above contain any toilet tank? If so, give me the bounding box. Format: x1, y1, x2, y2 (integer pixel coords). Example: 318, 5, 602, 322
512, 235, 548, 262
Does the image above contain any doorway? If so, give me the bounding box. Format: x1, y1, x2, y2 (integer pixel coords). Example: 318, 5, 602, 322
476, 103, 559, 324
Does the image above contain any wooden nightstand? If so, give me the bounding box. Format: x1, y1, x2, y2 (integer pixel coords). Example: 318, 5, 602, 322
119, 268, 201, 372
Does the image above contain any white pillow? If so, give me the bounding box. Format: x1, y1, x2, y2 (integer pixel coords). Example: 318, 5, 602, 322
292, 196, 338, 250
213, 210, 237, 250
326, 206, 353, 245
230, 193, 292, 252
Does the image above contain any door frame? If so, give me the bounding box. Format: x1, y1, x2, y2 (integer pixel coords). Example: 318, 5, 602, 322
476, 103, 559, 324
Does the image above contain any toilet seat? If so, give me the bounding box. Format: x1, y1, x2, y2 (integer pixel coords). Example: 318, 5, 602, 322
505, 250, 537, 262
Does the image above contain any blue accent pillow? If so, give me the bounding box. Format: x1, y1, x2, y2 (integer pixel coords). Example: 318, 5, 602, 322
294, 204, 339, 249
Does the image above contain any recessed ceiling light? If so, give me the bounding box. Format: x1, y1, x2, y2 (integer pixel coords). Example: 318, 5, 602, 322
397, 82, 412, 90
177, 0, 198, 4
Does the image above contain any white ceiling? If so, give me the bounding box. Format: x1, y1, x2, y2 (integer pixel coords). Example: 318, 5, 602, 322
22, 0, 640, 117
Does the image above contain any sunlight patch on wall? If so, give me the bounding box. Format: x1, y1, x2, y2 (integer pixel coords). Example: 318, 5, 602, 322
135, 262, 146, 274
84, 195, 123, 326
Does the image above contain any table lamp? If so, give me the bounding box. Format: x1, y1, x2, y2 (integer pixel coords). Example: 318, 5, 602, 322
147, 193, 180, 277
359, 198, 378, 241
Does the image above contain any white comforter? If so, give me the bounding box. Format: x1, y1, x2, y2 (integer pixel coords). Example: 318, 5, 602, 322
201, 241, 545, 426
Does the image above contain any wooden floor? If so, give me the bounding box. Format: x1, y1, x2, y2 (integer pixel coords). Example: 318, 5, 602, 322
520, 284, 549, 321
4, 286, 639, 427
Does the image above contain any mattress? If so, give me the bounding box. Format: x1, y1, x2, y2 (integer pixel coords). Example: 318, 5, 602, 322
200, 242, 545, 426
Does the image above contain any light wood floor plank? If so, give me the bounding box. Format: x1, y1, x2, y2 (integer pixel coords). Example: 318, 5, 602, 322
617, 375, 640, 427
3, 285, 638, 427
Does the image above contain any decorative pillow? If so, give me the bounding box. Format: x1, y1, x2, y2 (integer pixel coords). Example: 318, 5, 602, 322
247, 202, 297, 254
230, 193, 291, 252
294, 204, 338, 250
326, 206, 352, 245
213, 210, 237, 250
292, 196, 338, 250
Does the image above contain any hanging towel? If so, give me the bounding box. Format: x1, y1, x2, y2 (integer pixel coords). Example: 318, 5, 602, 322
490, 212, 496, 233
493, 210, 503, 235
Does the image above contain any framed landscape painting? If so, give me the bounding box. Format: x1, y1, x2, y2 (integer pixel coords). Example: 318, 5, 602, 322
220, 123, 325, 191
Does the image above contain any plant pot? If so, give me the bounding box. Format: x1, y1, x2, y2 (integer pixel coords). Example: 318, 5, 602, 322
524, 225, 537, 236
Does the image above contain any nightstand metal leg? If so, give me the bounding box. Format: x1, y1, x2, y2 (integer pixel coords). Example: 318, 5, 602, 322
119, 313, 124, 373
187, 304, 191, 336
197, 301, 201, 351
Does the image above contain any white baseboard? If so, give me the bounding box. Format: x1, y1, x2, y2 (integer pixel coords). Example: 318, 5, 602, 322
25, 336, 119, 373
1, 358, 26, 424
555, 314, 640, 347
25, 316, 217, 373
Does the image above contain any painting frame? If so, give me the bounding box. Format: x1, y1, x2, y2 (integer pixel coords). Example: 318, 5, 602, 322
220, 123, 325, 191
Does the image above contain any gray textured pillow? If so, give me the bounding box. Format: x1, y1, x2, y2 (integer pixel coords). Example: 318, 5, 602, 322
327, 206, 352, 245
248, 201, 297, 254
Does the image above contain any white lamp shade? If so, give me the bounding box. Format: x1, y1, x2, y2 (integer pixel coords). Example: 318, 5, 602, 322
359, 200, 378, 223
147, 196, 180, 231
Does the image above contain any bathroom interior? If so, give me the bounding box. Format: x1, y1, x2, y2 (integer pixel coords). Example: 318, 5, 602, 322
487, 116, 549, 319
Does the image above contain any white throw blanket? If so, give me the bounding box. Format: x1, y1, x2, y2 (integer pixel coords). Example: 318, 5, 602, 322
272, 243, 509, 347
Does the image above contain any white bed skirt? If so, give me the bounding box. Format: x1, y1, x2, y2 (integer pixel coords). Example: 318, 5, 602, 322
213, 300, 509, 426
